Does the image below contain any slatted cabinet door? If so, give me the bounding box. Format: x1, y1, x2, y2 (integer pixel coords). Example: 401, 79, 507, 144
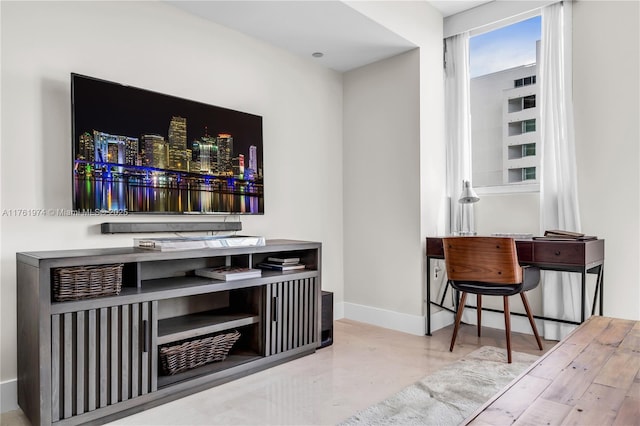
265, 278, 319, 356
50, 301, 157, 421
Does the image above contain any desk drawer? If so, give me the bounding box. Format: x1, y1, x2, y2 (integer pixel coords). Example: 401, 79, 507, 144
426, 238, 444, 258
533, 242, 586, 265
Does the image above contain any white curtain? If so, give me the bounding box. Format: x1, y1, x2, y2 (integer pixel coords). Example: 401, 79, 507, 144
441, 33, 473, 313
539, 1, 582, 340
444, 33, 472, 235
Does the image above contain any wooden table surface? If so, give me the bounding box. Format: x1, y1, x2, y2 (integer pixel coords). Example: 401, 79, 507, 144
465, 316, 640, 425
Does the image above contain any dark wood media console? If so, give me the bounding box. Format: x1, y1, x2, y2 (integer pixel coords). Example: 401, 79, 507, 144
17, 239, 322, 425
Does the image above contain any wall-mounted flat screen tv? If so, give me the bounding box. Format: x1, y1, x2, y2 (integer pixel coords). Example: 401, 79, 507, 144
72, 73, 264, 214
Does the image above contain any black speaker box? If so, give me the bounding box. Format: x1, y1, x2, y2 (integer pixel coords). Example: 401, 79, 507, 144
320, 291, 333, 348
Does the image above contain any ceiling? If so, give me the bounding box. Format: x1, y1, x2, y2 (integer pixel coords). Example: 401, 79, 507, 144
429, 0, 493, 17
168, 1, 492, 72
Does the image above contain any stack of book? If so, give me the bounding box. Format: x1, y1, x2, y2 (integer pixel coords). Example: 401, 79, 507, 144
533, 230, 597, 241
258, 256, 306, 271
195, 266, 262, 281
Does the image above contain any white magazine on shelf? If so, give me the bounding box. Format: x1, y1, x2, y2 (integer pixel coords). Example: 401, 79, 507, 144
195, 266, 262, 281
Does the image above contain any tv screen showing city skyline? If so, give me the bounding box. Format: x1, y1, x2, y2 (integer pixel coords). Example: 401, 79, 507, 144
71, 73, 264, 214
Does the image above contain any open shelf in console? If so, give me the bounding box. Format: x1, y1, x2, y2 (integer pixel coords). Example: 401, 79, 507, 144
49, 268, 318, 315
158, 310, 260, 345
157, 351, 262, 388
136, 253, 256, 287
138, 275, 260, 294
138, 270, 319, 297
252, 249, 319, 271
156, 287, 264, 385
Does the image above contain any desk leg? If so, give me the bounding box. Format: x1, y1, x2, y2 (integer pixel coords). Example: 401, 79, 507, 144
599, 265, 604, 316
593, 265, 604, 316
581, 270, 586, 323
427, 258, 432, 335
590, 265, 604, 316
440, 282, 450, 306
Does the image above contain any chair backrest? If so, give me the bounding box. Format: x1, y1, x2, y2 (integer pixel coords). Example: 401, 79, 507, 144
442, 237, 522, 284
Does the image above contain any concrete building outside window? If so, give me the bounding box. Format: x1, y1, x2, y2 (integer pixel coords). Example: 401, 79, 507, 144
470, 16, 541, 188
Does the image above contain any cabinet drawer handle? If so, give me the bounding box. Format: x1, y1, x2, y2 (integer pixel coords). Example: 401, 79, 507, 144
142, 320, 149, 353
555, 251, 562, 256
272, 296, 280, 322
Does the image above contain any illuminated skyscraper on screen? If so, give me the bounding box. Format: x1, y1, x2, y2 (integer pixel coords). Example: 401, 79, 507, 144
168, 116, 187, 171
249, 145, 258, 174
217, 133, 233, 175
142, 134, 167, 169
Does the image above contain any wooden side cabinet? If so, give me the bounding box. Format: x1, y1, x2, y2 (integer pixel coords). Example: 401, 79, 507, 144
17, 239, 321, 425
265, 279, 319, 356
50, 302, 157, 421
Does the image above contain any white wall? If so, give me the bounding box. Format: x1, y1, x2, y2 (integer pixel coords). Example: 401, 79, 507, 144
0, 0, 344, 403
572, 0, 640, 321
343, 1, 445, 334
343, 49, 424, 331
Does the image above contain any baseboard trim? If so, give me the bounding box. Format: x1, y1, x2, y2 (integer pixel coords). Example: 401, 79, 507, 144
342, 302, 545, 339
343, 302, 425, 336
334, 301, 345, 320
429, 308, 455, 333
1, 379, 17, 413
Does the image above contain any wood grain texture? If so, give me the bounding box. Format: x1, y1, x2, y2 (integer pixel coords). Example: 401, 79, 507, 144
472, 374, 551, 425
442, 237, 522, 284
529, 342, 585, 381
563, 383, 626, 426
466, 317, 640, 426
512, 397, 572, 426
540, 342, 615, 405
613, 392, 640, 426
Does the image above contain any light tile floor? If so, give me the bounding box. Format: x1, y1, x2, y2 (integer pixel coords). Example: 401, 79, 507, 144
1, 319, 556, 425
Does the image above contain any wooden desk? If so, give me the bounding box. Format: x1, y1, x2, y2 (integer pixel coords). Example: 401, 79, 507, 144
464, 316, 640, 425
425, 237, 605, 335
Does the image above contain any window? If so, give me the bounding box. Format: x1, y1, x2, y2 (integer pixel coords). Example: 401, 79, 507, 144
514, 75, 536, 87
508, 95, 536, 113
469, 16, 541, 188
508, 166, 537, 183
523, 119, 536, 133
522, 143, 536, 157
523, 167, 536, 180
508, 119, 536, 136
507, 143, 536, 160
523, 95, 536, 109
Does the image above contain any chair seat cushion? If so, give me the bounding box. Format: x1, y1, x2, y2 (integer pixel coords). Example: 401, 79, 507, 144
449, 267, 540, 296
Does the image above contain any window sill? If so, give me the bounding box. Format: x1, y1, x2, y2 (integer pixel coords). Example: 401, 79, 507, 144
475, 183, 539, 195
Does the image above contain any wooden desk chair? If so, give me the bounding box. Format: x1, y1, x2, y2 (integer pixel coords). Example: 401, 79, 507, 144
443, 237, 543, 363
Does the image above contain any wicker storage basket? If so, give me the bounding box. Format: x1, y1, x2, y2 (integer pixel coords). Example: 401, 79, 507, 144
159, 330, 241, 375
52, 264, 123, 302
